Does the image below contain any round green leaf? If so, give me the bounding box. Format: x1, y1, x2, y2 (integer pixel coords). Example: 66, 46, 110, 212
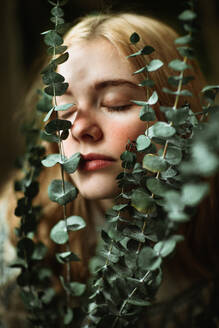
63, 152, 81, 174
120, 150, 136, 168
164, 191, 189, 222
178, 10, 197, 21
201, 85, 219, 104
161, 167, 177, 179
141, 45, 155, 55
150, 122, 176, 139
43, 107, 54, 122
182, 183, 209, 206
66, 215, 86, 231
44, 82, 68, 96
158, 146, 182, 165
112, 204, 128, 211
138, 247, 162, 271
131, 188, 155, 214
146, 177, 169, 197
50, 220, 68, 244
47, 45, 67, 55
53, 52, 69, 65
166, 147, 182, 165
69, 282, 86, 297
101, 230, 111, 244
44, 30, 63, 47
122, 225, 146, 243
154, 235, 183, 257
174, 34, 192, 45
40, 131, 59, 143
143, 154, 168, 173
45, 119, 71, 134
201, 85, 219, 93
51, 6, 64, 17
147, 59, 163, 72
138, 79, 155, 88
148, 91, 158, 105
54, 103, 74, 111
162, 106, 189, 125
136, 135, 151, 151
56, 251, 80, 263
130, 32, 140, 44
140, 106, 156, 121
127, 45, 154, 58
162, 87, 192, 97
192, 142, 219, 175
41, 153, 64, 167
168, 75, 194, 87
31, 242, 48, 260
133, 66, 147, 74
50, 16, 65, 24
168, 59, 191, 72
42, 72, 65, 85
48, 179, 78, 205
177, 46, 194, 59
131, 100, 148, 106
127, 299, 150, 306
60, 129, 69, 140
64, 308, 74, 325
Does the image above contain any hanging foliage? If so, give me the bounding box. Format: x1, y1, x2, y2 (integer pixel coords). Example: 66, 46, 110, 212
11, 0, 219, 327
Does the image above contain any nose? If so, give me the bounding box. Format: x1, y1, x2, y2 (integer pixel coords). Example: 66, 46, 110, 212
70, 106, 103, 143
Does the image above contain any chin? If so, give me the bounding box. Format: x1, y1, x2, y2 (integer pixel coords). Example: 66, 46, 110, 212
79, 184, 120, 200
70, 168, 121, 200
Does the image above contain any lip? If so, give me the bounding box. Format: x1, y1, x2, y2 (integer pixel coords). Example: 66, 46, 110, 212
79, 153, 116, 171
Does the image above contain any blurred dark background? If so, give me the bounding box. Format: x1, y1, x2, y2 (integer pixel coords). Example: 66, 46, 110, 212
0, 0, 219, 187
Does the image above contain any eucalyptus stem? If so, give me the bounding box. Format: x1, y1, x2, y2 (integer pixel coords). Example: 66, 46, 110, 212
50, 0, 72, 303
136, 78, 151, 254
173, 57, 188, 110
156, 55, 188, 182
112, 271, 150, 328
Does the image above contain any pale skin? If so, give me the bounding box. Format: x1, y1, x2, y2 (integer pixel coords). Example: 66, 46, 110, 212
57, 37, 147, 201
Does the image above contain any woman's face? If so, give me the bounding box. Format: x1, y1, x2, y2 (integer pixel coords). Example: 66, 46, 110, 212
57, 38, 147, 199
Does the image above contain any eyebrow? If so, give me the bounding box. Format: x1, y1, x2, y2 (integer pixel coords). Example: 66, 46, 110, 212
65, 79, 139, 96
94, 79, 139, 90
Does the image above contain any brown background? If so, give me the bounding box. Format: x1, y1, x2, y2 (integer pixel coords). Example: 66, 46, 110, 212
0, 0, 218, 186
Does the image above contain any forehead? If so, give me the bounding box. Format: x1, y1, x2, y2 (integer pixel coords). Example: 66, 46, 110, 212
57, 38, 137, 84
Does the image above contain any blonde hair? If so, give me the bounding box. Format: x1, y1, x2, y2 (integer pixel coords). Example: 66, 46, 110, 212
63, 13, 204, 112
8, 12, 218, 285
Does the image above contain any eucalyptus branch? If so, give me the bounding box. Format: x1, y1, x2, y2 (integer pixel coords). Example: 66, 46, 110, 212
40, 0, 87, 324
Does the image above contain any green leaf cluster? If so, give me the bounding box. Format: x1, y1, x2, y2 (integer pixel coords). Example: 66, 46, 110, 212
14, 1, 219, 327
85, 4, 219, 327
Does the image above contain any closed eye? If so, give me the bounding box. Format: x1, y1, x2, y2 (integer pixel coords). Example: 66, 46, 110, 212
58, 108, 76, 119
104, 104, 132, 112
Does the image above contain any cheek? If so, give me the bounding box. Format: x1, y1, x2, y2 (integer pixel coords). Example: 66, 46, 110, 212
107, 119, 146, 153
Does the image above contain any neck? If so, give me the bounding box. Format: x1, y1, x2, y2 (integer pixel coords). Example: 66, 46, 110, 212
97, 198, 114, 213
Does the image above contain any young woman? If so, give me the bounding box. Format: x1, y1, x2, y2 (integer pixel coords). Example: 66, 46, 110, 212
2, 12, 219, 328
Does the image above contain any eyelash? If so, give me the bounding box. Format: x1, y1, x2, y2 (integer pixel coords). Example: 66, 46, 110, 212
59, 104, 132, 118
59, 110, 75, 119
105, 104, 132, 112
